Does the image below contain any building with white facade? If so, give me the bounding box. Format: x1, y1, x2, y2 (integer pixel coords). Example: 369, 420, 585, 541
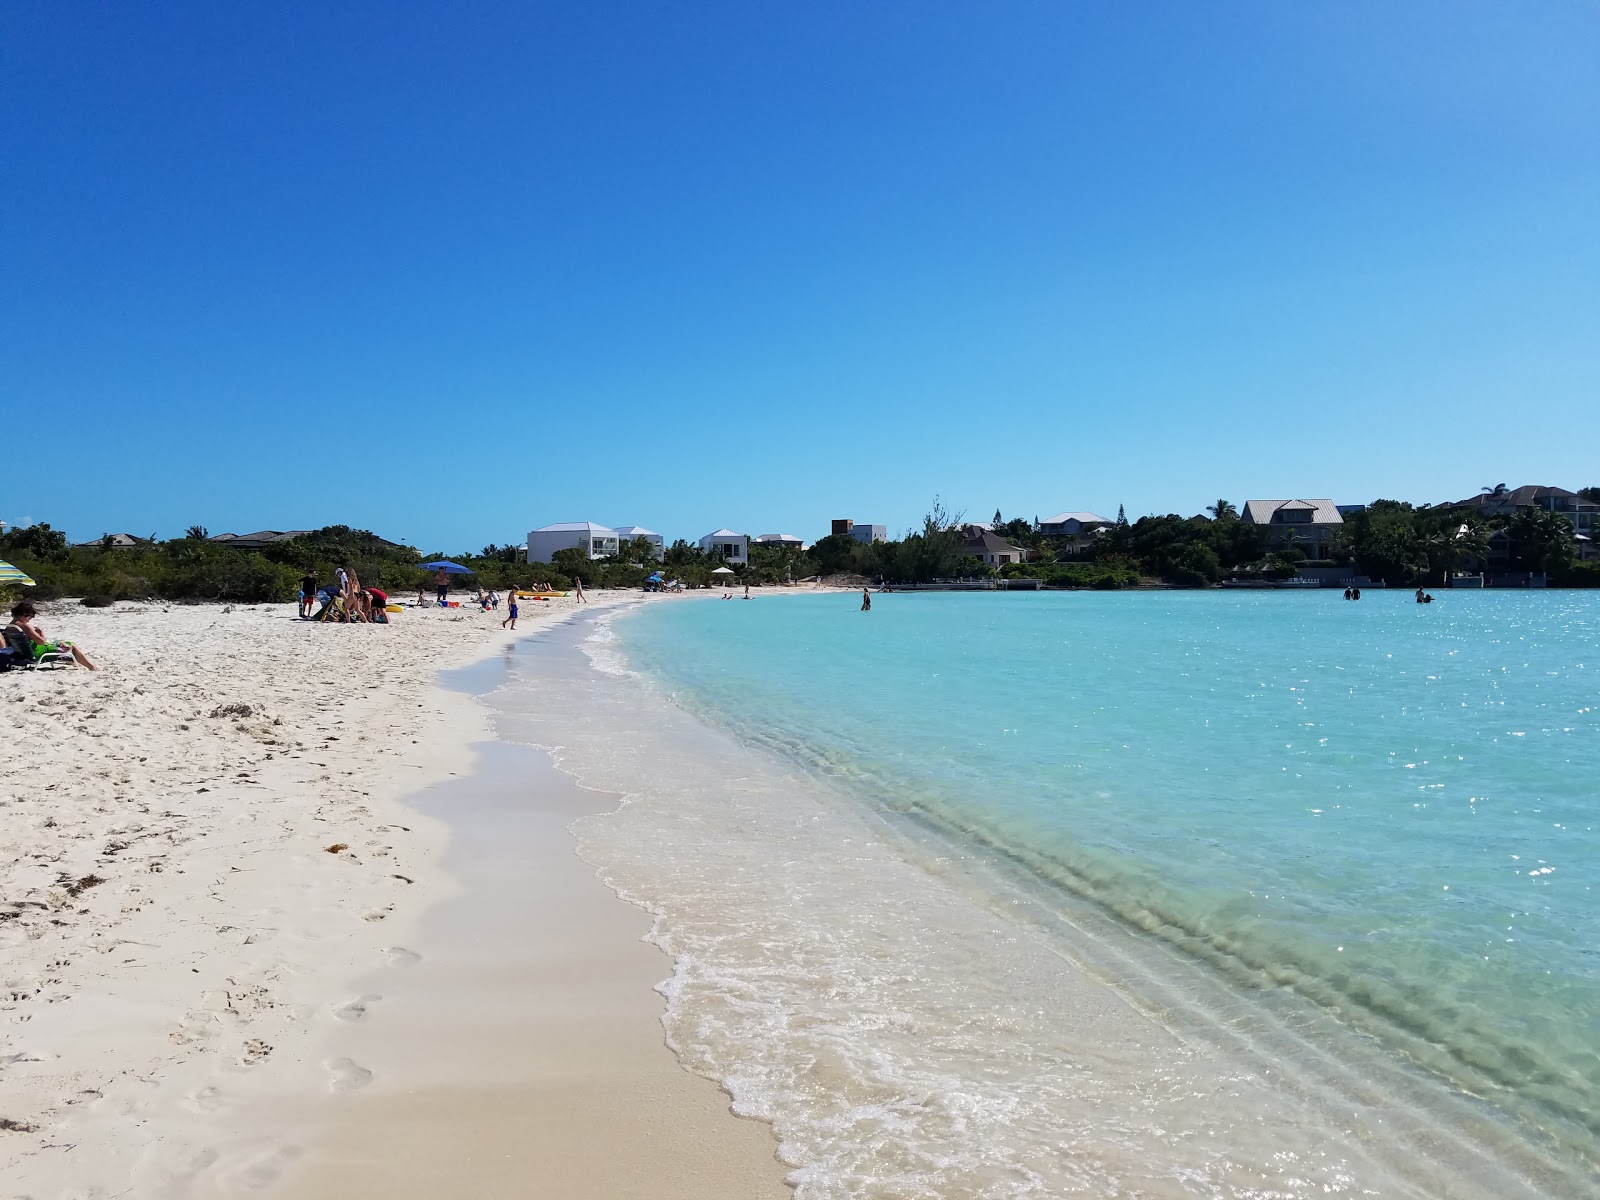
754, 533, 805, 550
848, 524, 887, 544
698, 529, 750, 565
612, 525, 665, 560
526, 522, 621, 564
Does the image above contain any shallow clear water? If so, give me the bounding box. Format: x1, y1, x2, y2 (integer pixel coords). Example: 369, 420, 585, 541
490, 591, 1600, 1198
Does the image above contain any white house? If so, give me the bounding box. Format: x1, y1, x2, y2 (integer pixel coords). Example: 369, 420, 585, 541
754, 533, 805, 551
698, 529, 750, 566
1038, 512, 1110, 538
848, 524, 887, 544
526, 521, 621, 564
612, 525, 665, 560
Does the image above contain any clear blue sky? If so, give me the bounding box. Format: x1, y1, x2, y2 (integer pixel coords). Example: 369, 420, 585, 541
5, 2, 1597, 552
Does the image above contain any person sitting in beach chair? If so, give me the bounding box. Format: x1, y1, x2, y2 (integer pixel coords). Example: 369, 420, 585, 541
5, 602, 96, 669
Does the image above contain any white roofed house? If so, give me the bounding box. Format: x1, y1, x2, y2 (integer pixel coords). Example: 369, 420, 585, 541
526, 521, 621, 564
753, 533, 805, 551
611, 525, 665, 560
1241, 499, 1344, 559
698, 529, 750, 566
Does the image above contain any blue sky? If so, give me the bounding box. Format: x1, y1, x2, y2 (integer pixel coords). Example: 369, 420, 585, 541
5, 1, 1597, 552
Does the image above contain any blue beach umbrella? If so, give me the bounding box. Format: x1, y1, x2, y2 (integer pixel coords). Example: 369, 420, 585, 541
0, 559, 36, 586
419, 560, 473, 573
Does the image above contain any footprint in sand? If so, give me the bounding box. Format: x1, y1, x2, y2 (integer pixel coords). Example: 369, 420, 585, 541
385, 946, 421, 966
235, 1143, 304, 1190
184, 1084, 227, 1113
326, 1056, 373, 1093
331, 993, 381, 1021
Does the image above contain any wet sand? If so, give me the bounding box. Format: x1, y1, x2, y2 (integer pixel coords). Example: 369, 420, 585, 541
267, 656, 789, 1199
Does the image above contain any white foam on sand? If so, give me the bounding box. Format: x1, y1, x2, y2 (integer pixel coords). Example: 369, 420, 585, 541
486, 609, 1572, 1200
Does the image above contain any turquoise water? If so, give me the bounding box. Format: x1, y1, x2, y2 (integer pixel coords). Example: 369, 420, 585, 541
612, 590, 1600, 1183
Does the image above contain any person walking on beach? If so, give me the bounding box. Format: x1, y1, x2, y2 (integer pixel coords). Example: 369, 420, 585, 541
860, 587, 871, 612
574, 576, 587, 603
502, 590, 519, 630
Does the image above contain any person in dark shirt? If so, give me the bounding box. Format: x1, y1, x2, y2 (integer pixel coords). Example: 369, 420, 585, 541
300, 572, 317, 619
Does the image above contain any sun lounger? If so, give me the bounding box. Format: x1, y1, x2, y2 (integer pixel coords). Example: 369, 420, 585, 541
1, 624, 74, 669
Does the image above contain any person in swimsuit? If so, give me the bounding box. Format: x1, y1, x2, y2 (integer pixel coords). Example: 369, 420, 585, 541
435, 567, 450, 606
6, 602, 96, 669
502, 591, 519, 630
860, 587, 871, 612
300, 571, 317, 618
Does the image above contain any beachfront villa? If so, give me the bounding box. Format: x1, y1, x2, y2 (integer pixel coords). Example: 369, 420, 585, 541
698, 529, 750, 565
754, 533, 805, 551
1038, 512, 1110, 538
1448, 485, 1598, 560
526, 521, 622, 563
1241, 499, 1344, 559
612, 525, 665, 560
958, 530, 1028, 567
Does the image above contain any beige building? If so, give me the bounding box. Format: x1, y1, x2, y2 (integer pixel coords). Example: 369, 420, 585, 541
1241, 499, 1344, 559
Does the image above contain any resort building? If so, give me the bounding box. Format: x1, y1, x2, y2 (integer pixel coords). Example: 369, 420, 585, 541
698, 529, 750, 565
611, 525, 665, 560
1241, 499, 1344, 559
754, 533, 805, 551
1037, 512, 1110, 538
526, 521, 621, 563
957, 530, 1028, 567
849, 524, 887, 544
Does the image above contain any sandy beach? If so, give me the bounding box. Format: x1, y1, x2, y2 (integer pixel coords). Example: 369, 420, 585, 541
0, 592, 786, 1197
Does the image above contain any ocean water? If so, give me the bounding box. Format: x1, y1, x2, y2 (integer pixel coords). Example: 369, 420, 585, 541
487, 591, 1600, 1199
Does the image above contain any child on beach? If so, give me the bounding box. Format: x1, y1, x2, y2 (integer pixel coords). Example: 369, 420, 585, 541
502, 591, 519, 630
299, 571, 317, 618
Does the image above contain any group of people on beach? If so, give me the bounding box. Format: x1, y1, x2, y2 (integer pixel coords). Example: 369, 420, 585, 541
2, 601, 96, 669
299, 566, 389, 623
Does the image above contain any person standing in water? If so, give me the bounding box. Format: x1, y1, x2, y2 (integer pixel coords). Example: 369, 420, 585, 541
860, 587, 871, 612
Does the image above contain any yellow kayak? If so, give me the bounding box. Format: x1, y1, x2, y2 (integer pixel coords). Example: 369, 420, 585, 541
515, 590, 568, 599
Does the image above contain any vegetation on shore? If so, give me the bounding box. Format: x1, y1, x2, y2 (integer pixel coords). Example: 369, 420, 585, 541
3, 487, 1596, 604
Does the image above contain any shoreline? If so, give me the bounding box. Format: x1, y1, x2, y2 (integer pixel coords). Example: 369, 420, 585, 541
0, 591, 667, 1195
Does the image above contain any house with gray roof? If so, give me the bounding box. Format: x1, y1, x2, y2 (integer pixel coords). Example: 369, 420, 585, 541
1241, 499, 1344, 559
957, 530, 1028, 568
1038, 512, 1110, 538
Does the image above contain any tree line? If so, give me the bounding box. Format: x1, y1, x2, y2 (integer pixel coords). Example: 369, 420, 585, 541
3, 487, 1596, 604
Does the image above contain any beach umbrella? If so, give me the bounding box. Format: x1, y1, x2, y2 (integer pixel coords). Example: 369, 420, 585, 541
419, 560, 473, 573
0, 559, 36, 587
711, 566, 734, 574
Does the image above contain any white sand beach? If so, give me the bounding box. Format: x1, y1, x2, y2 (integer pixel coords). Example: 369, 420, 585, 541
0, 592, 786, 1197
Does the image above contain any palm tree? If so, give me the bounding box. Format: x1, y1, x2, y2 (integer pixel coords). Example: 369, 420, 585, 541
1481, 483, 1509, 497
1207, 499, 1238, 521
185, 525, 208, 540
